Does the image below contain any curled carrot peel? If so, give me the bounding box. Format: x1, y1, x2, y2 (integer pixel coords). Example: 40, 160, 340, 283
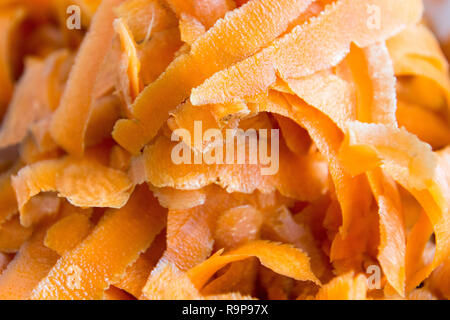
29, 185, 166, 300
187, 240, 320, 290
339, 123, 450, 292
113, 0, 316, 154
44, 213, 93, 256
339, 122, 437, 191
114, 231, 165, 297
0, 216, 33, 253
138, 133, 327, 200
0, 7, 26, 118
19, 193, 60, 228
165, 0, 234, 29
12, 157, 134, 214
0, 223, 59, 300
314, 272, 367, 300
0, 58, 49, 149
115, 0, 178, 43
190, 0, 422, 105
179, 13, 206, 45
0, 162, 20, 227
50, 0, 125, 156
0, 0, 449, 301
387, 23, 450, 113
346, 42, 397, 126
141, 259, 254, 300
396, 100, 450, 149
368, 169, 406, 296
114, 18, 142, 105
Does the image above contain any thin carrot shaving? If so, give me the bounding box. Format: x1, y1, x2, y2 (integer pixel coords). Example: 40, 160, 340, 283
0, 0, 449, 301
138, 133, 327, 200
405, 148, 450, 291
20, 193, 60, 228
114, 18, 142, 104
44, 213, 93, 256
109, 145, 132, 172
405, 211, 433, 289
339, 124, 450, 292
274, 114, 311, 156
12, 157, 133, 214
387, 23, 450, 112
277, 94, 372, 241
0, 216, 33, 253
0, 7, 26, 118
167, 99, 249, 153
103, 286, 134, 300
18, 134, 61, 166
84, 95, 121, 147
50, 0, 126, 156
30, 185, 166, 299
43, 50, 73, 112
262, 205, 331, 281
152, 187, 206, 210
339, 122, 437, 190
344, 41, 406, 296
164, 204, 215, 271
115, 0, 178, 43
406, 288, 437, 300
29, 117, 59, 155
0, 162, 20, 226
201, 259, 258, 296
214, 205, 262, 250
0, 252, 11, 274
314, 272, 367, 300
0, 58, 50, 149
368, 169, 406, 296
114, 231, 165, 297
142, 259, 254, 300
206, 205, 261, 296
187, 240, 320, 290
0, 223, 59, 300
91, 42, 120, 101
179, 13, 206, 45
137, 27, 182, 86
397, 100, 450, 149
164, 0, 234, 29
428, 257, 450, 299
284, 70, 356, 130
113, 0, 316, 154
162, 187, 293, 272
191, 0, 422, 105
346, 42, 397, 125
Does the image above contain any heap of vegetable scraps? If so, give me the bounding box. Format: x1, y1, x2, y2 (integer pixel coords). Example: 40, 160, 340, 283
0, 0, 449, 300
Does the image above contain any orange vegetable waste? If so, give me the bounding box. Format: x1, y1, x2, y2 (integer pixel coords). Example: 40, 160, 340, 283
0, 0, 449, 301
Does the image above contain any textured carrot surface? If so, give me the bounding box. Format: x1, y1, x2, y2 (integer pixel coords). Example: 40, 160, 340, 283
0, 0, 448, 300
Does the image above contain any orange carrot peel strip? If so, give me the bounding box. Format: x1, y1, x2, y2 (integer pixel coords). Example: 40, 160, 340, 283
44, 213, 93, 256
164, 0, 234, 29
191, 0, 422, 106
113, 0, 316, 154
0, 223, 59, 300
30, 185, 166, 299
11, 157, 134, 215
50, 0, 125, 156
339, 123, 450, 292
114, 17, 142, 105
187, 240, 320, 290
314, 272, 367, 300
0, 7, 26, 118
142, 259, 254, 300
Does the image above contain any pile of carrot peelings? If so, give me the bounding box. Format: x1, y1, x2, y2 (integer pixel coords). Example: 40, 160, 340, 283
0, 0, 449, 300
